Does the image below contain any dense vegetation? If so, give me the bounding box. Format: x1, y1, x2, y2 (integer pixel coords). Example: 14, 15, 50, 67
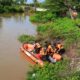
30, 11, 56, 23
0, 0, 26, 13
27, 60, 80, 80
43, 0, 80, 18
18, 0, 80, 80
24, 16, 80, 80
0, 5, 25, 13
37, 18, 80, 48
18, 34, 36, 43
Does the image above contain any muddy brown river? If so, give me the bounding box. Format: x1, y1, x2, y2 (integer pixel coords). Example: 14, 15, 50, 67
0, 13, 37, 80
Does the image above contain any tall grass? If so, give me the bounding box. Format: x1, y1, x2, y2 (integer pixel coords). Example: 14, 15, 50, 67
27, 59, 80, 80
30, 12, 56, 23
37, 18, 80, 48
18, 34, 36, 43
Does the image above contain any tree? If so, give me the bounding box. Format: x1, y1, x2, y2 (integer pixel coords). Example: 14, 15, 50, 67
44, 0, 79, 18
64, 0, 78, 19
15, 0, 27, 4
0, 0, 14, 5
19, 0, 27, 4
33, 0, 38, 11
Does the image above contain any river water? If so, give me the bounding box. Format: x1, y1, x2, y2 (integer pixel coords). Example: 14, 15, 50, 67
0, 13, 37, 80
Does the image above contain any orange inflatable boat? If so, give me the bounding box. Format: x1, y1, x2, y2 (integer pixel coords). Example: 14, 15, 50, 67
20, 44, 44, 67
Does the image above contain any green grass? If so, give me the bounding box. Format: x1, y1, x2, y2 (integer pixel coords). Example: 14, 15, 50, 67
18, 12, 80, 80
30, 12, 56, 23
18, 34, 36, 43
37, 18, 80, 48
27, 59, 80, 80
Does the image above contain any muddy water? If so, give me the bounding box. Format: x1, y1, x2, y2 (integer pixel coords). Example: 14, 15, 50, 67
0, 14, 37, 80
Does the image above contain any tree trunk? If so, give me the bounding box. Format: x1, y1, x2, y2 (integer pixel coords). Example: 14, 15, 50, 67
69, 8, 74, 20
64, 0, 74, 20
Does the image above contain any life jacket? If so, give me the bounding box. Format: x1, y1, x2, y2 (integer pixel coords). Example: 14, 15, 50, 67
56, 44, 62, 49
46, 45, 54, 55
55, 44, 63, 53
53, 53, 62, 61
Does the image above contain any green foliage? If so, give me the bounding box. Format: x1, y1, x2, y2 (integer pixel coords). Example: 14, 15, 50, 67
30, 12, 56, 23
18, 34, 36, 43
0, 5, 4, 13
10, 6, 25, 12
33, 0, 40, 11
27, 1, 80, 80
27, 59, 80, 80
29, 9, 35, 14
27, 60, 70, 80
43, 0, 80, 17
37, 18, 80, 47
0, 0, 26, 5
0, 0, 14, 6
75, 19, 80, 25
43, 0, 67, 17
0, 5, 25, 13
66, 71, 80, 80
0, 0, 25, 13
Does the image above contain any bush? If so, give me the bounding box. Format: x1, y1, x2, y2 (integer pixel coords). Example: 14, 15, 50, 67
27, 59, 80, 80
66, 71, 80, 80
3, 6, 10, 13
27, 60, 71, 80
30, 12, 56, 23
9, 6, 24, 13
37, 18, 80, 48
0, 5, 25, 13
0, 5, 4, 13
18, 34, 36, 43
29, 9, 35, 14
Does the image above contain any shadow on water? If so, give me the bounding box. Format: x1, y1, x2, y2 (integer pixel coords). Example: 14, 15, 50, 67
0, 13, 37, 80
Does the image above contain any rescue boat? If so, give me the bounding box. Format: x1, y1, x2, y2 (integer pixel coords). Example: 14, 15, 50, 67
20, 44, 44, 67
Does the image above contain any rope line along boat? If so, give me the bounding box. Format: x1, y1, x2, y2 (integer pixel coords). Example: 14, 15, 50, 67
20, 44, 44, 67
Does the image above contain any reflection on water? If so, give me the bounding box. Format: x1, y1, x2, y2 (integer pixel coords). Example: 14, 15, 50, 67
0, 13, 37, 80
20, 52, 36, 65
0, 17, 3, 28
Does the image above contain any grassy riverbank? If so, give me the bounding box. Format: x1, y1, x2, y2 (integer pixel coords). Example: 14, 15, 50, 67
27, 60, 80, 80
18, 13, 80, 80
18, 35, 36, 43
18, 3, 80, 80
30, 11, 56, 23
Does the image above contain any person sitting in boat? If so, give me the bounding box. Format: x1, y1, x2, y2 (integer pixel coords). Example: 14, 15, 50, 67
32, 42, 44, 58
35, 47, 45, 60
33, 42, 41, 53
43, 42, 62, 63
46, 42, 54, 54
55, 43, 65, 55
23, 42, 35, 52
48, 52, 62, 63
43, 42, 55, 61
